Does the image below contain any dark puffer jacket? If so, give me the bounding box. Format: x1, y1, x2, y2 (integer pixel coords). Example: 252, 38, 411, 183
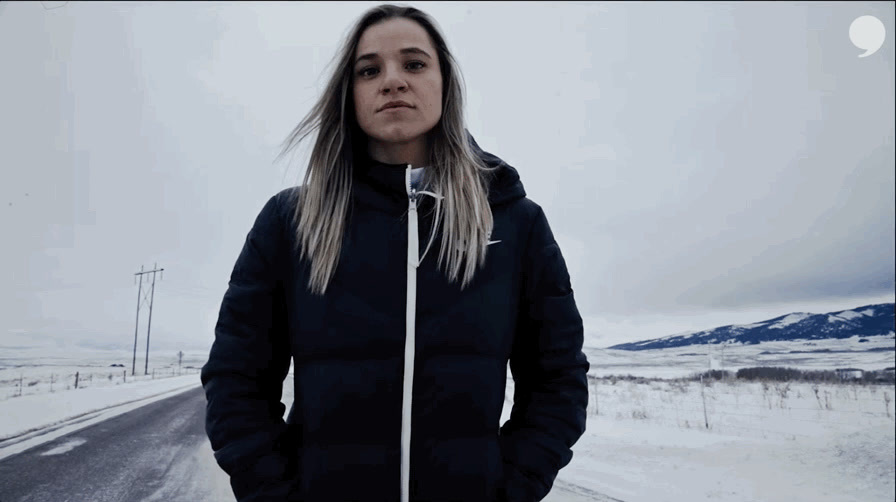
201, 134, 590, 502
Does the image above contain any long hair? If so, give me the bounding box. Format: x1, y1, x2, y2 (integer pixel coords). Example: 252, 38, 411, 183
277, 3, 495, 295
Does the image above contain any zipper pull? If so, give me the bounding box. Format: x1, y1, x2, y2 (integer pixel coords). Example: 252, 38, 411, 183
406, 163, 417, 203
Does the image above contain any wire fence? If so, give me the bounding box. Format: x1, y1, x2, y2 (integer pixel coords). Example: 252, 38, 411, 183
0, 367, 202, 400
504, 374, 896, 440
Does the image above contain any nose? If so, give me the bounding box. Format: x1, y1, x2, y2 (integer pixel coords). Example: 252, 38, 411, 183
380, 64, 407, 94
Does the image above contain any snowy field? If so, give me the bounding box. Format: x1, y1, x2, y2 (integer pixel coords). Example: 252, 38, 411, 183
561, 413, 894, 502
0, 342, 208, 401
0, 337, 893, 501
554, 378, 894, 501
583, 333, 895, 379
0, 344, 207, 458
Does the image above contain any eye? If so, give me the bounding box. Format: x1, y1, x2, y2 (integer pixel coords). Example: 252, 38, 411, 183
358, 66, 378, 78
356, 61, 426, 78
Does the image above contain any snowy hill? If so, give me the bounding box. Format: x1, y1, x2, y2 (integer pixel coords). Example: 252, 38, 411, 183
609, 303, 895, 351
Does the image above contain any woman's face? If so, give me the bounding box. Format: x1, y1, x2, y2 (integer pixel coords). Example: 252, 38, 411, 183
352, 17, 443, 150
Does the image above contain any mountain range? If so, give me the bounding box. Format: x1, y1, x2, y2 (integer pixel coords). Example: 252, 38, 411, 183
609, 303, 895, 351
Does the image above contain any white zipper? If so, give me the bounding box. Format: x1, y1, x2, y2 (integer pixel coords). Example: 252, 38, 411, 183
400, 165, 444, 502
401, 163, 418, 502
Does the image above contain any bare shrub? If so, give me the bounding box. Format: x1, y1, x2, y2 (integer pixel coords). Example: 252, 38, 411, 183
669, 379, 689, 394
812, 385, 824, 410
775, 382, 791, 409
695, 369, 732, 382
736, 366, 841, 383
762, 381, 773, 409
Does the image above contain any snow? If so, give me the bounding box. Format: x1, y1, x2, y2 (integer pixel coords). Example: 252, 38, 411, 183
768, 313, 811, 329
672, 330, 701, 339
40, 438, 87, 456
2, 343, 895, 501
0, 346, 208, 400
585, 335, 895, 379
0, 371, 200, 439
734, 322, 767, 329
836, 310, 866, 321
167, 437, 237, 502
560, 417, 894, 502
503, 376, 895, 502
0, 372, 200, 461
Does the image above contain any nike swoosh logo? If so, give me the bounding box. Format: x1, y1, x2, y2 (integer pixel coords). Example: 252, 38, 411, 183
487, 240, 502, 246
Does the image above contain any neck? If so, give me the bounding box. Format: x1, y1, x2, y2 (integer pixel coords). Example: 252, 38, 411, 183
367, 136, 430, 167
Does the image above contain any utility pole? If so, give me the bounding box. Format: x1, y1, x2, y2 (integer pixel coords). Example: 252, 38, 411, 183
134, 263, 164, 376
132, 265, 144, 376
144, 262, 163, 375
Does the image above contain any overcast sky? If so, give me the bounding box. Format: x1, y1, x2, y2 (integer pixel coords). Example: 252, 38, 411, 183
1, 1, 893, 352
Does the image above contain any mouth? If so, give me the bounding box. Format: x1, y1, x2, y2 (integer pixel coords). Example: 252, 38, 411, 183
379, 101, 414, 112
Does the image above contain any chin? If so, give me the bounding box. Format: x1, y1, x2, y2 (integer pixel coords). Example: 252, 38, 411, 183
374, 125, 426, 144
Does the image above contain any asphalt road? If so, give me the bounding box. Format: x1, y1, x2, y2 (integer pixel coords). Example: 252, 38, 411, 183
0, 386, 613, 502
0, 386, 233, 502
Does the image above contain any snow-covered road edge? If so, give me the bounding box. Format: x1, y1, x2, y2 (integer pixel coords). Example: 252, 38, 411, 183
0, 375, 202, 461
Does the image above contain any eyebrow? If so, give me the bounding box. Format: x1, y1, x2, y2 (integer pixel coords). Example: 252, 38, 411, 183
354, 47, 433, 66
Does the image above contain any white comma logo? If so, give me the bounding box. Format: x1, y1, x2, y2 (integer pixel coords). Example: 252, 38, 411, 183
850, 15, 886, 58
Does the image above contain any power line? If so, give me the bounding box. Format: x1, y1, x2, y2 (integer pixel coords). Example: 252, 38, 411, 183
40, 1, 69, 10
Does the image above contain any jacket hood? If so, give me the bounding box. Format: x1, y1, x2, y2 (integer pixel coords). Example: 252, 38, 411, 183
353, 130, 527, 212
467, 133, 527, 206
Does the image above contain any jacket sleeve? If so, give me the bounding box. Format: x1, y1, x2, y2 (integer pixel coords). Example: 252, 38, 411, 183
200, 191, 297, 502
499, 205, 590, 502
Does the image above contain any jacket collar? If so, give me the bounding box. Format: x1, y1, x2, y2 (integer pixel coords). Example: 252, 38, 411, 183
352, 150, 419, 214
350, 131, 527, 214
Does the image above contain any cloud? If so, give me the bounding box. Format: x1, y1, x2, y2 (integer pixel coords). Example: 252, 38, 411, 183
1, 2, 892, 348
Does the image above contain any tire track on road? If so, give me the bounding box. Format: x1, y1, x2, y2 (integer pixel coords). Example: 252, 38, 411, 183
552, 478, 625, 501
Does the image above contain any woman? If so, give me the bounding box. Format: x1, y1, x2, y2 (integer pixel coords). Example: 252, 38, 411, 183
201, 4, 590, 502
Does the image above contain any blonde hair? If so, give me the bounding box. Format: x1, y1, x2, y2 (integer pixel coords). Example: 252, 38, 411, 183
277, 3, 495, 295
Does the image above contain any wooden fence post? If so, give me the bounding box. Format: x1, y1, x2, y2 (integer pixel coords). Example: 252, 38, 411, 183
700, 375, 710, 429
